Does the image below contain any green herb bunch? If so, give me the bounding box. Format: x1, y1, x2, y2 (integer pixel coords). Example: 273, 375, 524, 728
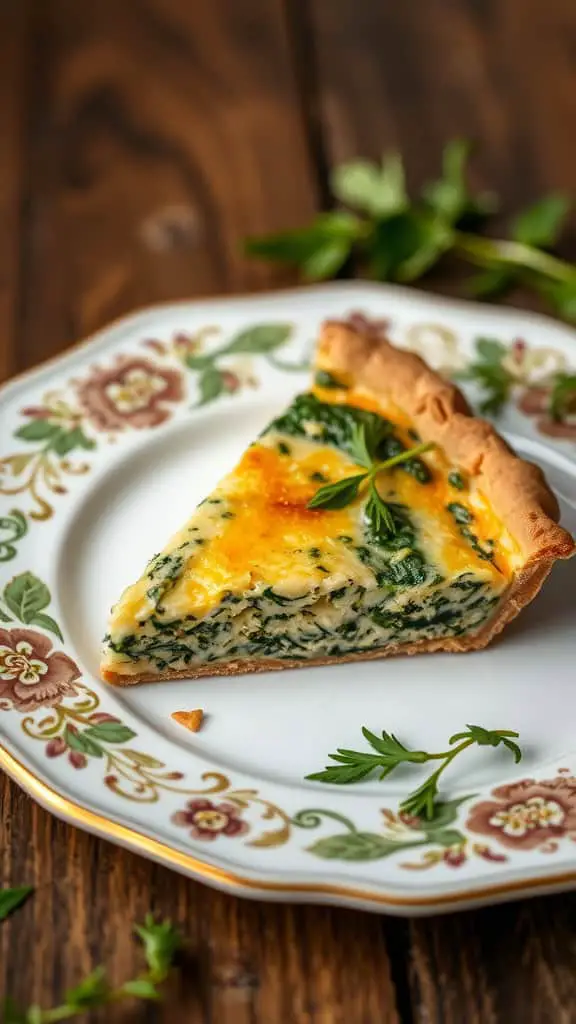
246, 140, 576, 322
1, 894, 181, 1024
307, 420, 433, 534
307, 723, 522, 820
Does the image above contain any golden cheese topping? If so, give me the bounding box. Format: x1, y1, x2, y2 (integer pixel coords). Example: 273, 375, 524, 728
106, 383, 518, 644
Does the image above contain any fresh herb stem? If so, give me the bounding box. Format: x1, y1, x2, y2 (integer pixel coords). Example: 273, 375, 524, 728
307, 724, 522, 820
307, 436, 434, 522
245, 140, 576, 323
455, 232, 576, 285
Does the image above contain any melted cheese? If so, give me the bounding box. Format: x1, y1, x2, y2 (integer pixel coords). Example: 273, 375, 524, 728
104, 384, 519, 671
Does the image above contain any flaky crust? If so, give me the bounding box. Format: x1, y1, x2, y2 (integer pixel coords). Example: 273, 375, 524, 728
103, 321, 574, 686
318, 321, 574, 563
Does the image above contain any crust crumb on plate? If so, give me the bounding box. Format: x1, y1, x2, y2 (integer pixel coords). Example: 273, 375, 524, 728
171, 709, 204, 732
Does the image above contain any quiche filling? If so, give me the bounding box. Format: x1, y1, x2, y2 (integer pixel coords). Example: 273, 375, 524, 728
102, 376, 520, 681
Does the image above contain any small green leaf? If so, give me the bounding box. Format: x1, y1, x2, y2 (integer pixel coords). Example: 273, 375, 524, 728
332, 152, 407, 218
475, 337, 508, 363
308, 831, 416, 861
549, 373, 576, 421
511, 193, 571, 248
122, 978, 160, 1000
0, 886, 33, 922
83, 722, 137, 744
195, 366, 224, 407
306, 762, 379, 785
134, 915, 181, 983
185, 353, 216, 370
314, 370, 346, 390
364, 481, 396, 539
307, 472, 367, 510
245, 212, 362, 268
3, 573, 51, 624
396, 220, 454, 282
421, 796, 473, 832
301, 239, 351, 280
15, 420, 60, 443
543, 280, 576, 322
225, 323, 293, 355
29, 612, 63, 641
64, 725, 103, 759
65, 966, 110, 1008
467, 267, 515, 300
51, 426, 95, 456
361, 727, 428, 763
426, 827, 466, 848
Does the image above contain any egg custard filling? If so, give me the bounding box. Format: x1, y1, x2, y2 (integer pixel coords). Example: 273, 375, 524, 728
101, 322, 573, 686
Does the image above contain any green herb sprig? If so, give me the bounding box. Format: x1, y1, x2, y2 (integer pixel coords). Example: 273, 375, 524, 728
307, 422, 433, 533
2, 907, 181, 1023
246, 140, 576, 323
307, 723, 522, 820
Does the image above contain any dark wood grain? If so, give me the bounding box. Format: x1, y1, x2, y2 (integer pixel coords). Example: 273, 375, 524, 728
3, 1, 576, 1021
6, 0, 319, 377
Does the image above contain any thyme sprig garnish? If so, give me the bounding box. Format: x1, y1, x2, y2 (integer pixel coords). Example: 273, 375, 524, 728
307, 423, 433, 531
307, 723, 522, 820
246, 140, 576, 323
2, 909, 182, 1023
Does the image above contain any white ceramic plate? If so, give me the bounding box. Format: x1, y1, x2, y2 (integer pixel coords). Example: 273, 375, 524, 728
2, 282, 576, 916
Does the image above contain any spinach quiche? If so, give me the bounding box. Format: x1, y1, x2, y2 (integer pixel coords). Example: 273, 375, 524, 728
101, 320, 574, 686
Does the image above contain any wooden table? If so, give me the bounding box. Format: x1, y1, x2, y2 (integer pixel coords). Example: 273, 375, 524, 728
2, 2, 576, 1021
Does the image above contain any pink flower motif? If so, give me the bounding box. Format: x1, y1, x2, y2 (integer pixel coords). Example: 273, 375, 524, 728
46, 736, 67, 758
172, 798, 249, 842
517, 386, 576, 439
221, 371, 241, 394
75, 356, 184, 432
443, 846, 467, 868
0, 628, 80, 713
68, 751, 87, 770
466, 777, 576, 850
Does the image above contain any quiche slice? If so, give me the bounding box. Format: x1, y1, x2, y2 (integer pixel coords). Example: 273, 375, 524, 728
101, 321, 574, 686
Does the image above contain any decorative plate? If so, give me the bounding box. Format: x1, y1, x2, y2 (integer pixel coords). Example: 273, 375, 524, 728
2, 282, 576, 916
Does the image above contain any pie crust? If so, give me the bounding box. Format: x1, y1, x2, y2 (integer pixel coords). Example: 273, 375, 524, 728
102, 320, 574, 685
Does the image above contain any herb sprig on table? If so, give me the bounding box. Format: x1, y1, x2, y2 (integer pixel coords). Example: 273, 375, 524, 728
307, 724, 522, 820
307, 421, 433, 532
246, 140, 576, 322
1, 900, 181, 1023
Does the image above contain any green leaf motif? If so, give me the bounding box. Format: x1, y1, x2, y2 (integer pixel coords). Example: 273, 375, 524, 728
225, 323, 293, 355
307, 831, 420, 861
420, 796, 473, 834
0, 510, 27, 563
3, 573, 51, 624
84, 722, 137, 744
0, 886, 33, 922
27, 611, 63, 641
14, 420, 60, 443
51, 426, 95, 457
64, 725, 103, 759
195, 366, 224, 407
426, 827, 466, 848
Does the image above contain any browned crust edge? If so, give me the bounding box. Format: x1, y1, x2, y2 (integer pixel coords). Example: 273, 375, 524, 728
102, 322, 574, 687
318, 320, 574, 563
